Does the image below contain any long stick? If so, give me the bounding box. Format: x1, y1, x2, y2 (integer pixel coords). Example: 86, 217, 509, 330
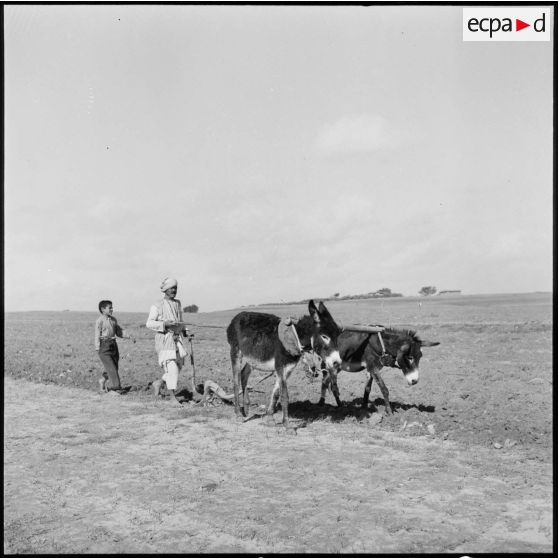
253, 371, 274, 386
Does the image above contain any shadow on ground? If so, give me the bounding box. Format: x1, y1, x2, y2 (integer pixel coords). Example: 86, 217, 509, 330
284, 397, 436, 424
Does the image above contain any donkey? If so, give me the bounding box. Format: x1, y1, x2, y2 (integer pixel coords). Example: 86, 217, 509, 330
226, 300, 342, 433
319, 327, 439, 414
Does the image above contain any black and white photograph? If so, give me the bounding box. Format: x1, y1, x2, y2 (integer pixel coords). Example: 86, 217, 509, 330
4, 2, 553, 553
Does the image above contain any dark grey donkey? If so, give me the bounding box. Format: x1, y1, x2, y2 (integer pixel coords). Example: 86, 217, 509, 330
319, 327, 439, 414
226, 300, 342, 433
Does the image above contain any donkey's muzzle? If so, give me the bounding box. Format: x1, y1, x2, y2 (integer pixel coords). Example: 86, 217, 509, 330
405, 368, 419, 386
323, 351, 342, 371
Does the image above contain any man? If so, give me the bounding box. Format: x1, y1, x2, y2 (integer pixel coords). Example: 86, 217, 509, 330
146, 277, 191, 405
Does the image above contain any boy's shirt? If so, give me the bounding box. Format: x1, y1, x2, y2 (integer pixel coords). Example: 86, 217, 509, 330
95, 315, 124, 351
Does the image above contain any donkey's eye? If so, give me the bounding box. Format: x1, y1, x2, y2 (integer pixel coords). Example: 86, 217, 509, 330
320, 334, 330, 343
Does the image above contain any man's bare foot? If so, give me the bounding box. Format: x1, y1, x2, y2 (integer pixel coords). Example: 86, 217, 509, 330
152, 379, 163, 399
168, 390, 182, 406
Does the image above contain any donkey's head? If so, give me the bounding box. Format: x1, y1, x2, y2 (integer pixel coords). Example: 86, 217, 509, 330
308, 300, 342, 371
394, 330, 440, 386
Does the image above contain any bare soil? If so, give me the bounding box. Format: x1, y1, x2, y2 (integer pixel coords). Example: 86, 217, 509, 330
3, 293, 553, 553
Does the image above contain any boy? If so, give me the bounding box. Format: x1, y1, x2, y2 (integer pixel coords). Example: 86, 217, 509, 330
95, 300, 135, 394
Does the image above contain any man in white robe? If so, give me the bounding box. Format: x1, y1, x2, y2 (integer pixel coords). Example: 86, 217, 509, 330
146, 277, 190, 405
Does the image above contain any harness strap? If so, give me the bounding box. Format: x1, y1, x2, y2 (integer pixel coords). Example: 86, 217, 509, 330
290, 323, 304, 354
285, 317, 312, 353
377, 332, 400, 368
377, 331, 386, 354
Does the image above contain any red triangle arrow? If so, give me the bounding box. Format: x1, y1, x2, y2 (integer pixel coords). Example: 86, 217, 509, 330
516, 19, 530, 31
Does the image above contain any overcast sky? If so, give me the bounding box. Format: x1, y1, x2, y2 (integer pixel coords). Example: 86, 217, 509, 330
4, 5, 553, 312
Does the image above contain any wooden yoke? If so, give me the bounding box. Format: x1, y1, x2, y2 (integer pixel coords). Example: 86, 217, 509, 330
285, 317, 384, 334
338, 323, 385, 334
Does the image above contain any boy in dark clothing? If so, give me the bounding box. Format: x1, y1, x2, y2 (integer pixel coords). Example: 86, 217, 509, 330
95, 300, 135, 394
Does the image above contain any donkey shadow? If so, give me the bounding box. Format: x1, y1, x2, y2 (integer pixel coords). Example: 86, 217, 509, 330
369, 397, 436, 414
286, 397, 435, 425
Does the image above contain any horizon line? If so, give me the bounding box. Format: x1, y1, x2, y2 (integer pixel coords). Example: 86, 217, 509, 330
3, 290, 552, 315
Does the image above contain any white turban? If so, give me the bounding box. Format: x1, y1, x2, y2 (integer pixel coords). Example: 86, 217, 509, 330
160, 277, 178, 292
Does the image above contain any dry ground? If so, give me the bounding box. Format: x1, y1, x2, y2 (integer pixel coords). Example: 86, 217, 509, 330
4, 377, 552, 553
4, 293, 553, 553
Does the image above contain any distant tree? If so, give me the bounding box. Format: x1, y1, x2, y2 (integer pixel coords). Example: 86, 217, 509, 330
375, 288, 392, 297
183, 304, 199, 313
419, 286, 437, 296
332, 292, 340, 298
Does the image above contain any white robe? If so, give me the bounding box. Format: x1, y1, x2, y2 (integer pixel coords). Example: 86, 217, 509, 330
146, 297, 188, 367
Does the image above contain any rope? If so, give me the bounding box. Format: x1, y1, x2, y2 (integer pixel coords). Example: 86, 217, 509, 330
182, 324, 226, 330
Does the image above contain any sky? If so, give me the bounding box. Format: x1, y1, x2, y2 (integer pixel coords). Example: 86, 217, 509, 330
4, 4, 553, 312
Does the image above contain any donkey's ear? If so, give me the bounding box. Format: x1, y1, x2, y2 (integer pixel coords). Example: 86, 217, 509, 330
317, 301, 335, 323
420, 340, 440, 347
308, 300, 321, 324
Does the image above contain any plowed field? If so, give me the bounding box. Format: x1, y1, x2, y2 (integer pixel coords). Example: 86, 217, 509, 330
4, 293, 552, 553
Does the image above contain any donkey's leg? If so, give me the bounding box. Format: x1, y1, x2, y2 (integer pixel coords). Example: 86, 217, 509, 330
230, 345, 244, 418
278, 367, 295, 434
362, 370, 374, 410
328, 367, 342, 407
318, 365, 330, 406
371, 369, 392, 414
264, 374, 282, 425
240, 363, 252, 411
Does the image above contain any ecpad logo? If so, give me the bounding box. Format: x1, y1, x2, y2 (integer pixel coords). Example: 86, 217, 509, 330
468, 14, 545, 37
463, 8, 551, 42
